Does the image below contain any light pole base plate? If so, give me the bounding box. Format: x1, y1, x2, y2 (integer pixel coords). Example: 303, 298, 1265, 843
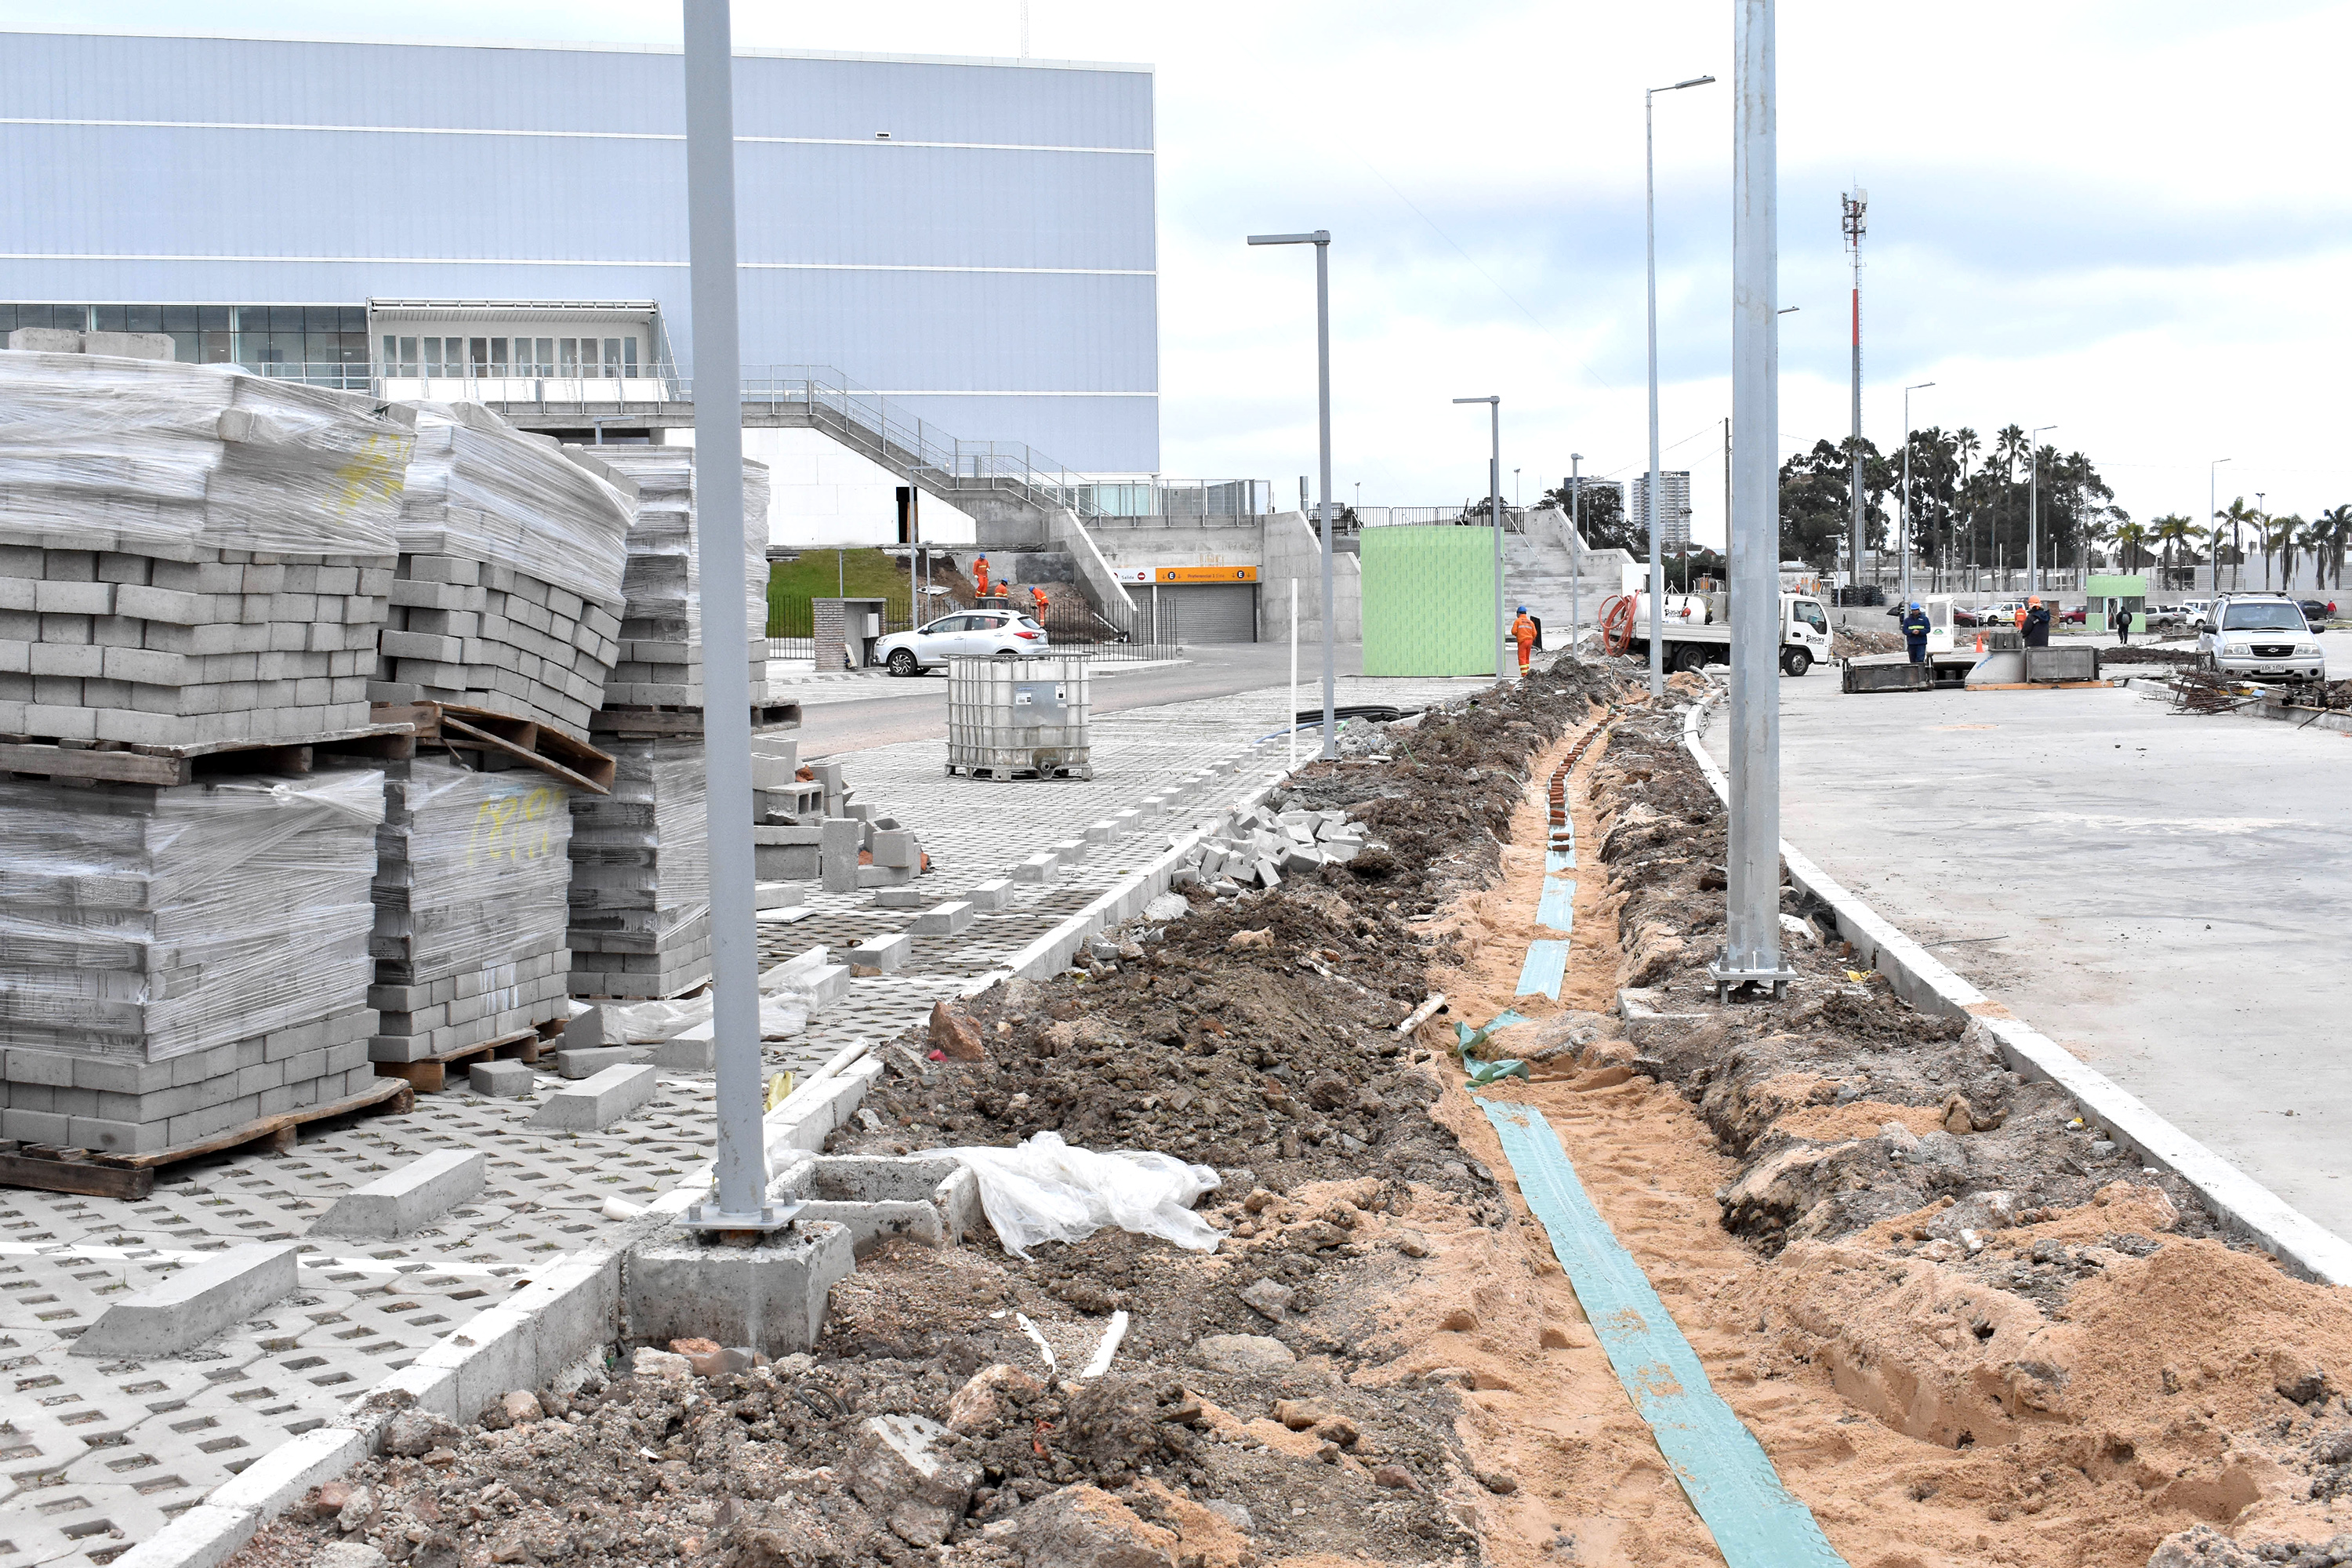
1704, 960, 1800, 1003
675, 1196, 802, 1236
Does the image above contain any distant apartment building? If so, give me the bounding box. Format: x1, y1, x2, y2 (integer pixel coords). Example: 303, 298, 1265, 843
1628, 471, 1692, 551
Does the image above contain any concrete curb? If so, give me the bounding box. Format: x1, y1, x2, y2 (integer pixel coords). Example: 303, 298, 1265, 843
1679, 685, 2352, 1287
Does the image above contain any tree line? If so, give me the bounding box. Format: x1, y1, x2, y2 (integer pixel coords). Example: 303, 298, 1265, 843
1777, 426, 2352, 591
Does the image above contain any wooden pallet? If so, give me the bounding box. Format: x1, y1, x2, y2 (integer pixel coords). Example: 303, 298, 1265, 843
0, 1078, 416, 1200
946, 760, 1094, 782
376, 700, 616, 794
591, 702, 804, 739
0, 721, 416, 786
369, 1025, 549, 1094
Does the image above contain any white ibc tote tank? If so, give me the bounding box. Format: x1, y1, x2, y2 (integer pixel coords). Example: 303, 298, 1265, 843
946, 654, 1094, 779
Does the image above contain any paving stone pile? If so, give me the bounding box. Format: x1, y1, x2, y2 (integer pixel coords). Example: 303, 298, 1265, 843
0, 346, 410, 746
370, 403, 634, 744
0, 766, 386, 1152
566, 735, 713, 999
581, 446, 773, 710
368, 753, 575, 1063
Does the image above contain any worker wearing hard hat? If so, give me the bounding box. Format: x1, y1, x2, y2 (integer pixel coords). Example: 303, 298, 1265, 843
1510, 605, 1538, 673
1029, 584, 1050, 620
1900, 601, 1931, 664
2021, 596, 2052, 648
973, 555, 991, 598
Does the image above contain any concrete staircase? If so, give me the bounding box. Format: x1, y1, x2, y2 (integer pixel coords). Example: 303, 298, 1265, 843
1504, 507, 1623, 646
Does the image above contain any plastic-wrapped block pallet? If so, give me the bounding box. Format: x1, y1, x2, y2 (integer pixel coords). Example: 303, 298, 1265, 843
0, 348, 408, 747
0, 768, 385, 1154
370, 403, 633, 743
578, 448, 773, 710
367, 754, 575, 1063
565, 736, 711, 999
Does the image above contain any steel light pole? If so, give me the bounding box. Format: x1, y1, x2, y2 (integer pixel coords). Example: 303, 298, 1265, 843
2026, 423, 2056, 594
1711, 0, 1798, 1002
1646, 71, 1716, 697
680, 0, 785, 1233
2212, 456, 2232, 592
1247, 230, 1338, 757
1899, 381, 1934, 606
1453, 396, 1506, 676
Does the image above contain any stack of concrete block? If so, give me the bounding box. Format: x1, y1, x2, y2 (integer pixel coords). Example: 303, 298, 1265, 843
1177, 805, 1368, 895
370, 404, 633, 743
368, 754, 574, 1065
0, 347, 412, 746
0, 768, 385, 1154
581, 448, 773, 710
566, 735, 712, 998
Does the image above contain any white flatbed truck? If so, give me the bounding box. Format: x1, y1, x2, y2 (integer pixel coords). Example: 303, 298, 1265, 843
1599, 590, 1834, 676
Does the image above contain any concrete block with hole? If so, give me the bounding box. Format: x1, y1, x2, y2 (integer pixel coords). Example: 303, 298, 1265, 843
847, 933, 912, 975
530, 1063, 659, 1131
71, 1242, 299, 1357
771, 1154, 984, 1258
312, 1149, 485, 1239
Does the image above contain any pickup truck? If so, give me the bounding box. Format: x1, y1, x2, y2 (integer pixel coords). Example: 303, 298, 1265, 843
1600, 590, 1833, 676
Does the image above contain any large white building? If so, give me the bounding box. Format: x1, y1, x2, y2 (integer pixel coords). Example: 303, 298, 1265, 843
1629, 471, 1693, 553
0, 27, 1162, 546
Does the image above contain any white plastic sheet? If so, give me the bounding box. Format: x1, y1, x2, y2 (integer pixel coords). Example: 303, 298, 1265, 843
396, 403, 633, 612
935, 1131, 1224, 1261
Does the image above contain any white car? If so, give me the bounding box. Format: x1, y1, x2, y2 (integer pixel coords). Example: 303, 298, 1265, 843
2197, 593, 2325, 683
873, 609, 1048, 674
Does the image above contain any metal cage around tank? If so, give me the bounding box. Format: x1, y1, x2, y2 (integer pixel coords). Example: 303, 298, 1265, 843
944, 655, 1093, 780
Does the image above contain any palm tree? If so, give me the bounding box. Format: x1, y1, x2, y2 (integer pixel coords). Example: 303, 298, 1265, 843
2215, 497, 2259, 590
2151, 514, 2195, 589
2110, 517, 2149, 572
2320, 504, 2352, 590
2296, 517, 2332, 593
2263, 510, 2301, 590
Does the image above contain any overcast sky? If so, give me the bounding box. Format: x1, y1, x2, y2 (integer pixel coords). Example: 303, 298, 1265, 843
16, 2, 2352, 545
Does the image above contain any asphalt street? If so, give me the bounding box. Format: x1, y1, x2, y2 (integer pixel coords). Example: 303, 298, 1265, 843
1705, 637, 2352, 1240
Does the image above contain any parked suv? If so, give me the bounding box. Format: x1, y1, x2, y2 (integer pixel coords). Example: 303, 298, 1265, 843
2197, 594, 2326, 682
873, 609, 1048, 675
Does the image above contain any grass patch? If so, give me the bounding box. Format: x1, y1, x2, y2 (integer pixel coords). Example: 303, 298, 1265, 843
765, 549, 938, 634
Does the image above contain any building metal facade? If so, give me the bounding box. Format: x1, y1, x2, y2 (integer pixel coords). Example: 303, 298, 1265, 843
0, 28, 1160, 474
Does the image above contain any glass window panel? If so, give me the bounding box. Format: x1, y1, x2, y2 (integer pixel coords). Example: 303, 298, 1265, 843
470, 337, 488, 371
199, 305, 230, 331
423, 339, 442, 372
623, 337, 639, 377
339, 307, 368, 332
382, 335, 398, 365
0, 306, 15, 332
270, 307, 304, 332
270, 332, 303, 362
303, 332, 339, 365
124, 305, 162, 333
603, 337, 621, 377
398, 336, 418, 373
92, 305, 126, 332
559, 338, 579, 371
535, 338, 554, 373
162, 305, 198, 332
336, 339, 368, 365
200, 332, 234, 363
441, 337, 459, 367
490, 337, 509, 372
169, 332, 199, 364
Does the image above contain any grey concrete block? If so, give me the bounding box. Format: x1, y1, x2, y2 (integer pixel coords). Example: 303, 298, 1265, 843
312, 1149, 485, 1239
623, 1220, 853, 1356
530, 1063, 659, 1131
869, 887, 926, 909
804, 964, 851, 1009
754, 880, 800, 909
820, 817, 862, 894
557, 1044, 647, 1080
561, 1005, 606, 1051
1012, 852, 1058, 883
871, 829, 919, 868
654, 1030, 715, 1072
71, 1242, 299, 1358
848, 932, 912, 975
771, 1155, 983, 1258
756, 843, 822, 880
910, 901, 975, 937
1051, 838, 1090, 864
964, 877, 1012, 911
470, 1058, 537, 1098
855, 862, 915, 887
1084, 820, 1118, 844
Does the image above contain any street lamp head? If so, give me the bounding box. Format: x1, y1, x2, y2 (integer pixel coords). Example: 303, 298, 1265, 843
1247, 230, 1330, 247
1657, 74, 1716, 92
1907, 380, 1935, 391
1450, 396, 1499, 406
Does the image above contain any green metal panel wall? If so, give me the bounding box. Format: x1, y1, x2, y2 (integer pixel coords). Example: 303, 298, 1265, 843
1361, 525, 1499, 676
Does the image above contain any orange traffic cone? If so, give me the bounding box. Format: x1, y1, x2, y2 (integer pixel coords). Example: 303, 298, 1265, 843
1974, 630, 1985, 653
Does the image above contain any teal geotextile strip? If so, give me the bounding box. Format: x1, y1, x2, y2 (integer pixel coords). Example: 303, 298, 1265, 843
1475, 1097, 1849, 1566
1515, 939, 1570, 1000
1536, 876, 1577, 932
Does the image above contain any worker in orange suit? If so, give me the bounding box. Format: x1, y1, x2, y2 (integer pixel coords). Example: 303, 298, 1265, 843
1510, 605, 1538, 673
972, 555, 990, 598
1029, 584, 1050, 620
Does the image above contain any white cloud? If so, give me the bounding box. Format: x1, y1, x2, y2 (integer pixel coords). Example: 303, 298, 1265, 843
16, 0, 2352, 540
